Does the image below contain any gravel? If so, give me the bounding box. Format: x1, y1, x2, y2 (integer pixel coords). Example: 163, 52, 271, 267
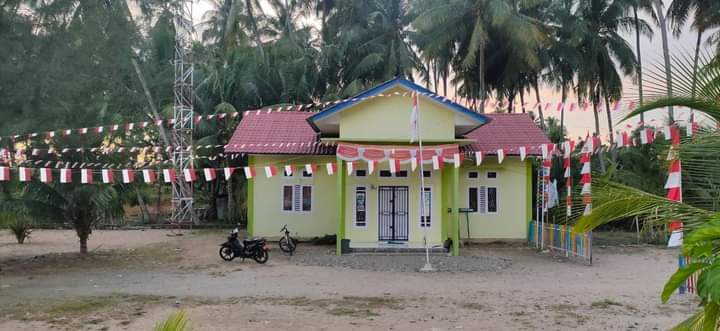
288, 253, 511, 273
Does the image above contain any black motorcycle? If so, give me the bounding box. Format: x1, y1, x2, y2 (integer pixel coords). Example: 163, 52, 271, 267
219, 228, 270, 264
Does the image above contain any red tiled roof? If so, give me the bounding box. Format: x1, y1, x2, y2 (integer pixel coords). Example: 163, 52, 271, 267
225, 111, 335, 154
462, 113, 550, 155
225, 111, 549, 156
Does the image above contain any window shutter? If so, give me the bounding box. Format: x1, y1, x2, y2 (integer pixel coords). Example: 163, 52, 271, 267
293, 185, 302, 211
478, 185, 487, 214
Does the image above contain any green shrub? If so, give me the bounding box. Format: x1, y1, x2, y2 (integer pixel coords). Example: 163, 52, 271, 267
153, 310, 189, 331
8, 218, 32, 244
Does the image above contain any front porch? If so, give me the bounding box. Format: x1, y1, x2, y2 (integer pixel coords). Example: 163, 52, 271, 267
335, 156, 462, 256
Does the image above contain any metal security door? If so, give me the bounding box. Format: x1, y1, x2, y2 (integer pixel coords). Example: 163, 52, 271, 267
378, 186, 409, 241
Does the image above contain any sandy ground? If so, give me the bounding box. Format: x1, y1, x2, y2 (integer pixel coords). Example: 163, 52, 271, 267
0, 229, 698, 331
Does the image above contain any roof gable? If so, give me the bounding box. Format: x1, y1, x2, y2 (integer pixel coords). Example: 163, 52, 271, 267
307, 78, 488, 137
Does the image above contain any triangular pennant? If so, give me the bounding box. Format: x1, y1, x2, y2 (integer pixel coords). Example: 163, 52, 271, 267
475, 151, 483, 166
122, 169, 134, 183
142, 169, 156, 183
18, 167, 31, 182
40, 168, 52, 183
243, 166, 256, 179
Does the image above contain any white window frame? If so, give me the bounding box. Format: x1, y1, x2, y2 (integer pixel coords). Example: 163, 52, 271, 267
472, 186, 499, 214
281, 184, 313, 213
467, 171, 480, 180
354, 186, 368, 228
355, 169, 367, 177
486, 171, 499, 180
378, 169, 409, 178
419, 187, 432, 228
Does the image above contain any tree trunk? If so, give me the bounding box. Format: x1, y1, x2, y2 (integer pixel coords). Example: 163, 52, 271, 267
634, 7, 644, 124
478, 46, 486, 113
80, 237, 88, 254
443, 71, 448, 97
560, 84, 567, 133
603, 92, 614, 147
654, 0, 673, 122
533, 78, 544, 130
136, 188, 151, 223
592, 88, 600, 137
690, 29, 704, 123
519, 88, 526, 113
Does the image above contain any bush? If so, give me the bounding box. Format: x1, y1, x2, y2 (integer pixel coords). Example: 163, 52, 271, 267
8, 217, 32, 244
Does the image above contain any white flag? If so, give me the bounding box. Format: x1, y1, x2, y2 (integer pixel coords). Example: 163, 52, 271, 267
409, 93, 419, 143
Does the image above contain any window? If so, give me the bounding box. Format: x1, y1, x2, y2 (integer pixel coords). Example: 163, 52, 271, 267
472, 186, 498, 214
487, 171, 497, 179
302, 170, 313, 177
282, 185, 312, 212
379, 170, 408, 178
487, 187, 497, 213
283, 186, 293, 211
468, 171, 479, 179
468, 187, 478, 212
423, 170, 432, 178
420, 187, 431, 228
355, 169, 367, 177
355, 187, 367, 227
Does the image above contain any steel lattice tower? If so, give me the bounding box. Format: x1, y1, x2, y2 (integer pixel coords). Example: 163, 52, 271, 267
171, 0, 195, 225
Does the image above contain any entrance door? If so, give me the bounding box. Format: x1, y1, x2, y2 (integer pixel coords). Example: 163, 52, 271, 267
378, 186, 409, 241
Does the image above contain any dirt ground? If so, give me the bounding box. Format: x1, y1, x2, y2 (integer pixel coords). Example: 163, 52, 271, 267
0, 229, 698, 330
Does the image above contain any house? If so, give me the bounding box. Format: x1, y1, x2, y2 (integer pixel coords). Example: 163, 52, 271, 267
225, 78, 550, 256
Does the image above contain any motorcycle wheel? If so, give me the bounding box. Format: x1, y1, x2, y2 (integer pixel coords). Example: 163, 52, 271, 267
219, 246, 235, 261
253, 250, 269, 264
279, 237, 296, 253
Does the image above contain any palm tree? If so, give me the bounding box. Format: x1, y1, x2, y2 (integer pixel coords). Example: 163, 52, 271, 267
546, 0, 581, 132
628, 0, 655, 124
575, 0, 640, 143
575, 54, 720, 330
667, 0, 720, 107
412, 0, 543, 112
652, 0, 675, 121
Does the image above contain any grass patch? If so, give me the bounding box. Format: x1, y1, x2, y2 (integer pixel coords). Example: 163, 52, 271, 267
591, 299, 623, 309
266, 295, 403, 318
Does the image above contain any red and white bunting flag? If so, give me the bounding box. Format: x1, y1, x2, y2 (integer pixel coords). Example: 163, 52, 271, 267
60, 168, 72, 183
18, 167, 31, 182
497, 149, 505, 164
670, 125, 681, 146
541, 143, 554, 159
183, 168, 197, 182
81, 169, 93, 184
623, 131, 630, 147
580, 151, 592, 215
612, 101, 621, 112
0, 167, 9, 181
264, 166, 277, 178
389, 159, 401, 173
125, 123, 134, 132
304, 164, 316, 175
243, 166, 256, 179
542, 159, 551, 212
346, 161, 354, 175
101, 169, 113, 183
79, 128, 88, 135
204, 168, 217, 181
40, 168, 52, 183
223, 167, 235, 180
519, 146, 527, 161
627, 100, 636, 110
664, 160, 681, 197
660, 126, 672, 140
284, 165, 293, 176
453, 153, 461, 168
142, 169, 156, 183
47, 131, 55, 139
565, 150, 572, 216
122, 169, 134, 183
475, 151, 483, 166
409, 92, 419, 143
326, 162, 337, 175
568, 103, 576, 112
431, 155, 442, 170
640, 128, 655, 145
163, 169, 176, 183
556, 102, 564, 112
368, 160, 377, 174
410, 155, 418, 171
63, 129, 72, 136
686, 121, 695, 136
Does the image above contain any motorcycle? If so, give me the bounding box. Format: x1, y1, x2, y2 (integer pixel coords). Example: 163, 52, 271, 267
219, 228, 270, 264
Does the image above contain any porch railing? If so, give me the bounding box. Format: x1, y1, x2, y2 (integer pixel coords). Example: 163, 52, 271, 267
528, 221, 592, 265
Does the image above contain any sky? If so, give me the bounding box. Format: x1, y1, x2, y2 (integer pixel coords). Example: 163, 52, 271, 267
190, 0, 717, 140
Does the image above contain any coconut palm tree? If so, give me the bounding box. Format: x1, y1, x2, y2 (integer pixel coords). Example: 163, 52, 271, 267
575, 0, 640, 142
575, 54, 720, 330
627, 0, 655, 124
412, 0, 543, 112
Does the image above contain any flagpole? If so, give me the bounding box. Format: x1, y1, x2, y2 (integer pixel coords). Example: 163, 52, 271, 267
414, 93, 434, 272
